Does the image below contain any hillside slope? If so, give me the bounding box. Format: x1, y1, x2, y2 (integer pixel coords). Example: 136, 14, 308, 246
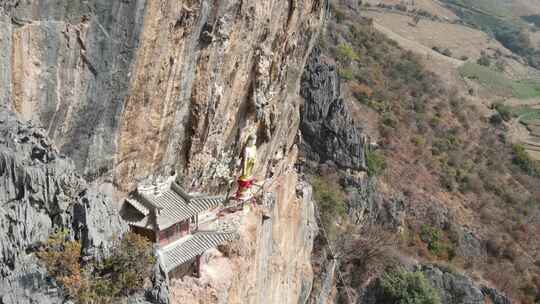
299, 1, 540, 303
1, 1, 327, 303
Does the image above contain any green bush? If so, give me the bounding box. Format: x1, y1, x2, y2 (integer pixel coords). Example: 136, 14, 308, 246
338, 67, 354, 80
477, 51, 491, 66
336, 43, 360, 63
420, 224, 443, 255
366, 150, 386, 176
489, 113, 504, 125
512, 144, 540, 176
332, 6, 345, 23
379, 268, 441, 304
382, 113, 397, 128
311, 176, 348, 242
493, 103, 512, 121
38, 231, 155, 303
412, 136, 426, 146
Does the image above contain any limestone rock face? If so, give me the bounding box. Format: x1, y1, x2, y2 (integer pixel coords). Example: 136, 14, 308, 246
0, 111, 127, 304
2, 0, 326, 303
421, 265, 512, 304
422, 265, 485, 304
1, 0, 327, 192
168, 152, 318, 304
1, 0, 147, 180
299, 47, 366, 171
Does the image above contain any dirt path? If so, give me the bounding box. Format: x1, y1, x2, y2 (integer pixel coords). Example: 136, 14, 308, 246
508, 114, 531, 143
505, 98, 540, 108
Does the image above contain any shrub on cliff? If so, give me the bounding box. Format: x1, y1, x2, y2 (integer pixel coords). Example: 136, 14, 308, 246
311, 175, 347, 243
379, 268, 441, 304
100, 232, 156, 296
366, 150, 386, 176
38, 231, 155, 303
37, 230, 83, 299
336, 43, 359, 63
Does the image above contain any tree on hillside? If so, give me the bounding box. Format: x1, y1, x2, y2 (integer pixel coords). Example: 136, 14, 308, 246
379, 268, 441, 304
38, 231, 155, 302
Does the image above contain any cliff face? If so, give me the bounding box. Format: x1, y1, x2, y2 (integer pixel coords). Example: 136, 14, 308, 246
0, 111, 127, 304
1, 0, 326, 190
1, 1, 326, 303
171, 159, 318, 304
1, 0, 146, 179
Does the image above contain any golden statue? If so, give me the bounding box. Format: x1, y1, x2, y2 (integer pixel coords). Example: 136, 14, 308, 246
235, 134, 257, 201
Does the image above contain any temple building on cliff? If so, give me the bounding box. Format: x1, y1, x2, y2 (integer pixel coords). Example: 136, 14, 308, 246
120, 175, 236, 278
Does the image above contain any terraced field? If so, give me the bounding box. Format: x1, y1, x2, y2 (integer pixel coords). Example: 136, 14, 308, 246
522, 118, 540, 148
518, 111, 540, 159
459, 62, 540, 99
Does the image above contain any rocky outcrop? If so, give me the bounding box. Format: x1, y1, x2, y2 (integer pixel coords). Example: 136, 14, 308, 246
0, 111, 127, 304
343, 174, 405, 230
299, 47, 366, 171
422, 265, 512, 304
307, 245, 338, 304
422, 265, 485, 304
144, 248, 170, 304
481, 286, 512, 304
360, 264, 512, 304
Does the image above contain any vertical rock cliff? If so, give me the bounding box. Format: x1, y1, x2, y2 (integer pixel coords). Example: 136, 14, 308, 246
1, 1, 327, 303
0, 111, 127, 304
0, 0, 327, 189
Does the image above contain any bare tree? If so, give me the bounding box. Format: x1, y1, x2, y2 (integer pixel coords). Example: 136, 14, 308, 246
340, 217, 398, 287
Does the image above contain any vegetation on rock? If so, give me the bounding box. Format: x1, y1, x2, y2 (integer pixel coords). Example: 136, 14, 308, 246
366, 150, 386, 176
379, 268, 441, 304
310, 2, 540, 302
38, 231, 155, 303
311, 175, 348, 243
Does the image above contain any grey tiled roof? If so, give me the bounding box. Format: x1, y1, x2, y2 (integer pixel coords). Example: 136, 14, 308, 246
159, 231, 237, 271
125, 182, 225, 229
125, 198, 150, 216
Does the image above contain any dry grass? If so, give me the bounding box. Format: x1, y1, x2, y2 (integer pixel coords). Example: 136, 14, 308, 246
362, 10, 511, 61
323, 2, 540, 301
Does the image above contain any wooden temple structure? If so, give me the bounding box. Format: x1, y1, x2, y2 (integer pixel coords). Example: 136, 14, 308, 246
120, 175, 236, 278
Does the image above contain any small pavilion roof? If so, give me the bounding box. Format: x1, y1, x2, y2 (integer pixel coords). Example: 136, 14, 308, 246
158, 231, 237, 271
123, 178, 225, 230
